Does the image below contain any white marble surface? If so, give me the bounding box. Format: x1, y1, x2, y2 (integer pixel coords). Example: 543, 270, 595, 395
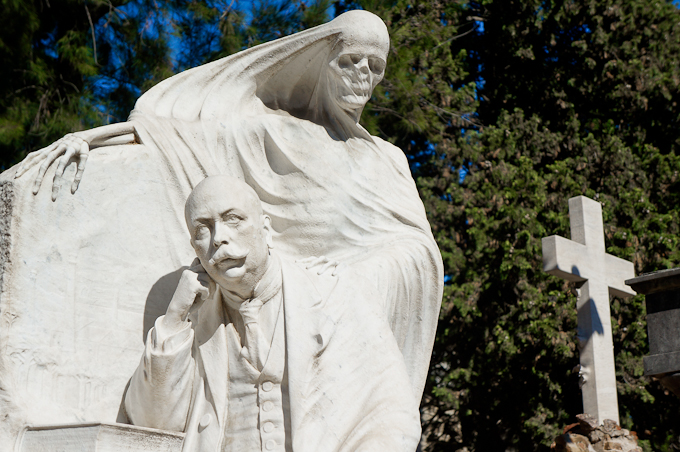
124, 176, 421, 451
542, 196, 636, 425
17, 423, 184, 452
0, 10, 442, 451
0, 144, 195, 449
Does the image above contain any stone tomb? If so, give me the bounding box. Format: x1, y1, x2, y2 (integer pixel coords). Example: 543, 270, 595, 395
0, 146, 195, 450
626, 268, 680, 397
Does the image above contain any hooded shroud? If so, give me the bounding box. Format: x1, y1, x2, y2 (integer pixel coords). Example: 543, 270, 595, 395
128, 10, 443, 400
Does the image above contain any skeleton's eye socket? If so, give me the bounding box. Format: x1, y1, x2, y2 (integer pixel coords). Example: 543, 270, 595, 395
350, 54, 362, 64
368, 58, 385, 74
338, 54, 353, 69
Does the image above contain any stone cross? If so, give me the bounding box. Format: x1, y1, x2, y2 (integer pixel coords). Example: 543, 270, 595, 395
542, 196, 636, 425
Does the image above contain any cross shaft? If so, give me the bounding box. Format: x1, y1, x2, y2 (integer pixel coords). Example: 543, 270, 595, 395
542, 196, 635, 425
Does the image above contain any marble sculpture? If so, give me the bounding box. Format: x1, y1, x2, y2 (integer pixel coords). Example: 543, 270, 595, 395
1, 9, 443, 450
124, 175, 420, 451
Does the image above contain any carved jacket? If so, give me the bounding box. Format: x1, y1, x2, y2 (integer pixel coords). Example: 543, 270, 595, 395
124, 258, 421, 452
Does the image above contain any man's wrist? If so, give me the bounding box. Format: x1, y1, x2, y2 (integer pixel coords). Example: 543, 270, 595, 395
160, 313, 190, 335
152, 314, 192, 352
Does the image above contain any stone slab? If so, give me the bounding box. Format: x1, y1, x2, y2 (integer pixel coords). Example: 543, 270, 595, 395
643, 350, 680, 376
0, 144, 195, 449
625, 268, 680, 295
626, 267, 680, 375
16, 422, 184, 452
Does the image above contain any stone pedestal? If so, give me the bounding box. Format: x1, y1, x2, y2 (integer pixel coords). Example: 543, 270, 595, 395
16, 423, 184, 452
626, 268, 680, 396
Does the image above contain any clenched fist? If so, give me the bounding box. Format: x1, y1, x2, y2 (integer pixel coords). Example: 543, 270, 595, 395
162, 259, 216, 334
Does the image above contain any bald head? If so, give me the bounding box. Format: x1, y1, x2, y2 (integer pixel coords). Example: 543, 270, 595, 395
185, 175, 272, 298
185, 175, 263, 232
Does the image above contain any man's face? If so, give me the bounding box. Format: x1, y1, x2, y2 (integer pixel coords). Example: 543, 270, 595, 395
186, 183, 271, 296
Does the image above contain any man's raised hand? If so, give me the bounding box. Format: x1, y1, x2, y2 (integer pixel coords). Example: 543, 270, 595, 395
162, 259, 216, 334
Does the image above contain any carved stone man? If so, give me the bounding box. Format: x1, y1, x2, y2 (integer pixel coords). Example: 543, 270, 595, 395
124, 175, 421, 452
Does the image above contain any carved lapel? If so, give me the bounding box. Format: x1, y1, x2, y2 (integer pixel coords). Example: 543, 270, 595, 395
280, 260, 330, 438
195, 288, 229, 426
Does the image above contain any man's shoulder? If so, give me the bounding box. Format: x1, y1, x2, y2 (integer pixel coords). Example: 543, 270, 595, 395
279, 257, 380, 310
279, 257, 340, 301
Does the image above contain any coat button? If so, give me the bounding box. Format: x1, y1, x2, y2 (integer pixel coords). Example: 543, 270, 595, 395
262, 381, 274, 392
266, 439, 277, 450
199, 414, 212, 429
262, 401, 274, 412
263, 421, 274, 433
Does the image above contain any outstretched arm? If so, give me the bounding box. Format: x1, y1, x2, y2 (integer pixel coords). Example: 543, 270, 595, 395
14, 121, 138, 200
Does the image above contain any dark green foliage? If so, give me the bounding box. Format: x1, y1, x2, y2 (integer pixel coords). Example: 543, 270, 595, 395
0, 0, 119, 169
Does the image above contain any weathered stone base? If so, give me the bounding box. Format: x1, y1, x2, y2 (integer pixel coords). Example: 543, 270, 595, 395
16, 422, 184, 452
551, 414, 641, 452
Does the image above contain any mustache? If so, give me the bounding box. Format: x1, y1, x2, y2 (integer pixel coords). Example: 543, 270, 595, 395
208, 245, 249, 266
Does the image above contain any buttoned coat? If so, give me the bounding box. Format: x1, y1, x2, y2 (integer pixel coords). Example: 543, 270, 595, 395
125, 258, 421, 452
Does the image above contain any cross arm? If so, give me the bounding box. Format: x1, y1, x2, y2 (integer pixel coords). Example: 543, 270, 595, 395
604, 254, 636, 298
542, 235, 636, 298
542, 235, 588, 282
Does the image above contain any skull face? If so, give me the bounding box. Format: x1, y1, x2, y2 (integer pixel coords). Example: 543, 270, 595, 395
327, 40, 387, 112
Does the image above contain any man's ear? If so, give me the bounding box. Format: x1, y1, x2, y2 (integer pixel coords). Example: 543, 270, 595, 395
262, 215, 273, 249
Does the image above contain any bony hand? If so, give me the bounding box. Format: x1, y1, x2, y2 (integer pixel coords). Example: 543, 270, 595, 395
163, 259, 216, 333
296, 255, 344, 276
14, 131, 92, 201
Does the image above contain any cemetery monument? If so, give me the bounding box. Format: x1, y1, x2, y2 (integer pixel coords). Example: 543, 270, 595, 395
0, 10, 443, 451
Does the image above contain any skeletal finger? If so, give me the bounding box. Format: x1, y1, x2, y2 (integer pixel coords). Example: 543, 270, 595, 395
15, 148, 50, 178
51, 147, 77, 201
70, 143, 89, 194
33, 144, 67, 194
305, 256, 327, 269
317, 260, 337, 275
19, 137, 69, 178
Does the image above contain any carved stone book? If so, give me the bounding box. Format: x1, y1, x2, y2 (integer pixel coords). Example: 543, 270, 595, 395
17, 423, 184, 452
